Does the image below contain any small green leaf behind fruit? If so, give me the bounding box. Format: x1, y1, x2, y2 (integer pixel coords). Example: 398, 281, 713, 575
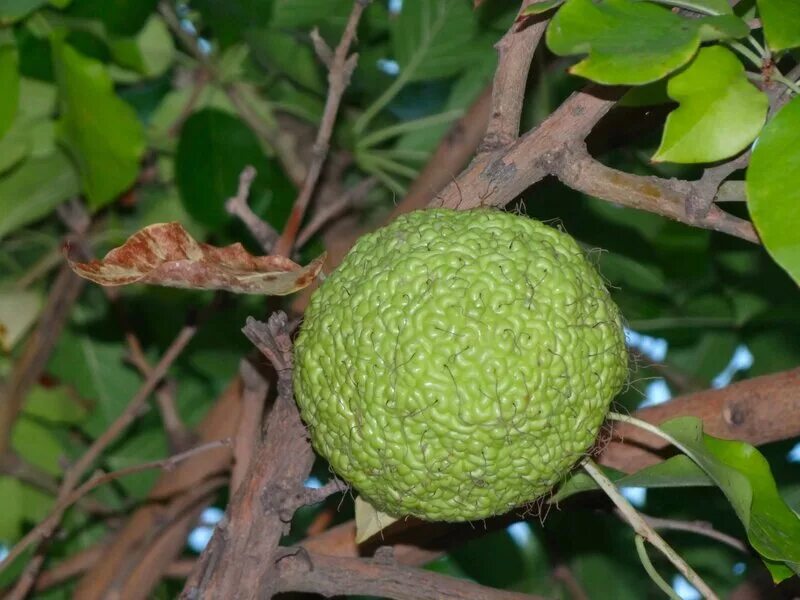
746, 96, 800, 285
653, 46, 768, 163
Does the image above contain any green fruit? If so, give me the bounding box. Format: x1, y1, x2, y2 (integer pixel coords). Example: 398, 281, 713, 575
294, 208, 627, 522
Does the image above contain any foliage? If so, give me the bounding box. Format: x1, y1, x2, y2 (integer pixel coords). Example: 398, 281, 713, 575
0, 0, 799, 598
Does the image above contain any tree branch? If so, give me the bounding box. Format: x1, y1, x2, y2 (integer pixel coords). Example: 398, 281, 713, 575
601, 367, 800, 472
273, 0, 371, 257
479, 3, 547, 153
225, 165, 279, 253
430, 85, 622, 211
275, 549, 548, 600
181, 313, 315, 598
73, 381, 241, 600
555, 143, 759, 243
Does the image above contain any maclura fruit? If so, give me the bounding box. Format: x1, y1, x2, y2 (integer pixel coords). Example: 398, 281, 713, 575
293, 208, 627, 522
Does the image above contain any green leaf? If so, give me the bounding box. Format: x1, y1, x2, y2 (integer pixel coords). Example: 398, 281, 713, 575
661, 416, 800, 581
746, 96, 800, 285
552, 455, 713, 503
547, 0, 748, 85
653, 46, 767, 163
251, 30, 325, 93
64, 0, 158, 36
756, 0, 800, 51
392, 0, 479, 82
0, 151, 80, 240
0, 0, 48, 25
0, 287, 42, 351
24, 385, 87, 424
175, 109, 295, 229
12, 418, 63, 476
0, 34, 19, 139
52, 37, 145, 209
108, 14, 175, 78
642, 0, 734, 15
272, 0, 352, 29
521, 0, 564, 16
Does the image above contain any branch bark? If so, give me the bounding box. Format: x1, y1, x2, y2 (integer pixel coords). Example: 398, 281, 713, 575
480, 4, 547, 153
181, 314, 315, 598
275, 550, 548, 600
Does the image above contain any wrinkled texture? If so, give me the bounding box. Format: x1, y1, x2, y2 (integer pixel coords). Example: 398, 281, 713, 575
294, 209, 627, 521
68, 222, 325, 295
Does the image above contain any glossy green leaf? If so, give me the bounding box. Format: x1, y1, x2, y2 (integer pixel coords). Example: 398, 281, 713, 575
109, 14, 175, 78
653, 46, 767, 163
0, 151, 80, 240
392, 0, 479, 82
552, 455, 713, 503
0, 35, 19, 139
52, 37, 145, 209
756, 0, 800, 51
175, 109, 295, 229
746, 96, 800, 285
521, 0, 564, 15
547, 0, 748, 84
661, 416, 800, 581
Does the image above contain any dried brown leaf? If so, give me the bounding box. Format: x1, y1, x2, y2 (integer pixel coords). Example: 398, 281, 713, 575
67, 222, 325, 295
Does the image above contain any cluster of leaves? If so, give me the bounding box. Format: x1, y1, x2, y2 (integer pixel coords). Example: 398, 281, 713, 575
527, 0, 800, 284
1, 0, 800, 597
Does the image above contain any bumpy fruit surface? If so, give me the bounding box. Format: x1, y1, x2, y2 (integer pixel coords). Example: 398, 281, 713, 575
294, 209, 627, 522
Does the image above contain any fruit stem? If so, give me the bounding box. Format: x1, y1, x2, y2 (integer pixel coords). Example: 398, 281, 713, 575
581, 458, 719, 600
606, 412, 688, 454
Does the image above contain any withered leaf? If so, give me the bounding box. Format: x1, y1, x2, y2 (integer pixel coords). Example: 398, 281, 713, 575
67, 222, 325, 295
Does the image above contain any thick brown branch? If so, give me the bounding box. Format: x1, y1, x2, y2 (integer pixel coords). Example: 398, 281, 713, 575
182, 313, 315, 598
601, 367, 800, 472
274, 0, 370, 257
276, 550, 547, 600
230, 358, 268, 493
555, 144, 759, 243
430, 85, 622, 210
480, 3, 547, 153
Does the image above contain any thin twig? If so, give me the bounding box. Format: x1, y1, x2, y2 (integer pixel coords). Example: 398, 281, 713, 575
0, 264, 84, 454
61, 202, 194, 452
296, 176, 377, 247
2, 440, 228, 596
582, 458, 719, 600
0, 318, 202, 577
273, 0, 371, 257
225, 166, 279, 253
626, 510, 749, 554
158, 0, 307, 187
